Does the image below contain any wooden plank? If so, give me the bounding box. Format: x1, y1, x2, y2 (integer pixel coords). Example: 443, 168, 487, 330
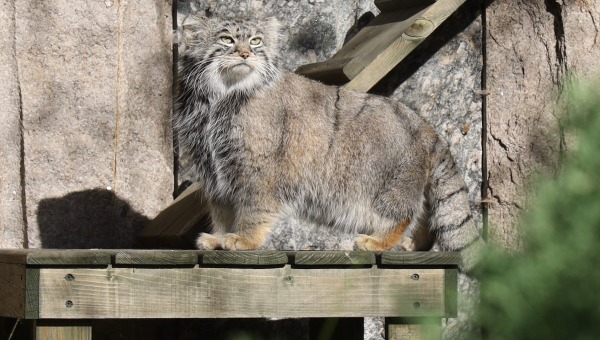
346, 0, 467, 92
380, 252, 461, 266
36, 267, 448, 319
296, 6, 431, 85
292, 251, 375, 266
0, 263, 26, 318
0, 249, 112, 266
202, 251, 288, 266
375, 0, 436, 12
114, 250, 199, 266
0, 249, 32, 264
35, 321, 92, 340
137, 182, 210, 248
385, 318, 442, 340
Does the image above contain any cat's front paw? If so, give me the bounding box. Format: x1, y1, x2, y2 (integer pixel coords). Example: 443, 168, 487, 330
196, 233, 222, 250
222, 233, 260, 250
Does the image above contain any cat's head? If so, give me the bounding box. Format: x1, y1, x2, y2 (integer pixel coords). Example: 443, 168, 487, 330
178, 15, 281, 96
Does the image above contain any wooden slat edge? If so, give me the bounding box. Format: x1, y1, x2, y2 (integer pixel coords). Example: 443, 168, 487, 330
0, 249, 33, 264
202, 251, 288, 266
24, 250, 112, 266
114, 250, 199, 266
292, 251, 375, 266
380, 252, 461, 266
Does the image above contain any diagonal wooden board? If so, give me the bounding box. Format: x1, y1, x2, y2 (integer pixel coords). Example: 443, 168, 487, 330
296, 0, 467, 92
345, 0, 468, 92
138, 182, 210, 248
138, 0, 468, 246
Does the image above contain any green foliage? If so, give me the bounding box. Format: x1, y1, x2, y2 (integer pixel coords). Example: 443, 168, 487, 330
476, 84, 600, 340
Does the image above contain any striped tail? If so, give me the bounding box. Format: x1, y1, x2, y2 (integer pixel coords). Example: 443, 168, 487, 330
428, 138, 484, 272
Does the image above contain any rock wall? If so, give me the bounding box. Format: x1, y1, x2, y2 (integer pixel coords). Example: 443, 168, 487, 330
0, 0, 25, 248
486, 0, 600, 250
0, 0, 174, 249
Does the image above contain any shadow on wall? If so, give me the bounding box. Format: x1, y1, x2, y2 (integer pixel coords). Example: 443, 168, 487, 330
37, 189, 149, 249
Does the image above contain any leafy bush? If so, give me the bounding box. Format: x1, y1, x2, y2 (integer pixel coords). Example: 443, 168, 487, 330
475, 84, 600, 340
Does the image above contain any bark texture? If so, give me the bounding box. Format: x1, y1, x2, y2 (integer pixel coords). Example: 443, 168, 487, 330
486, 0, 600, 250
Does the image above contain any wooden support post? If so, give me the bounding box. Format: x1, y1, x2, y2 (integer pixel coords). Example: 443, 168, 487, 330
385, 318, 442, 340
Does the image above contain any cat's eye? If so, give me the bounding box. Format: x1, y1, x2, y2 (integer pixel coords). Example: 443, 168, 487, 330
220, 36, 234, 44
250, 37, 262, 46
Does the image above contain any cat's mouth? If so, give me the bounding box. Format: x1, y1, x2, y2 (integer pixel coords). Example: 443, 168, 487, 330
221, 62, 255, 85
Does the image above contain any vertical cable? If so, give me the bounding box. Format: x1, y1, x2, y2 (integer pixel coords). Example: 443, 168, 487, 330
113, 0, 126, 193
481, 0, 489, 242
172, 1, 180, 198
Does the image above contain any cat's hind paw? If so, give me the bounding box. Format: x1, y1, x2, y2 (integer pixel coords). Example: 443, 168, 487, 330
354, 234, 389, 252
196, 233, 223, 250
398, 236, 416, 251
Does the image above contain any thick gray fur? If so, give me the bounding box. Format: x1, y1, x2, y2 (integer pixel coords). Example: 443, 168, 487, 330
175, 15, 483, 271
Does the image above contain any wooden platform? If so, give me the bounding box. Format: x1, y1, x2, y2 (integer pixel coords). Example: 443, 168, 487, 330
0, 249, 459, 339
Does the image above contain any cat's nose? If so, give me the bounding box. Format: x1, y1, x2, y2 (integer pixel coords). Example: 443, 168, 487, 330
240, 52, 250, 59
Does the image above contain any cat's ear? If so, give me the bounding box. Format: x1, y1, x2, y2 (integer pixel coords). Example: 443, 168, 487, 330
261, 17, 282, 46
176, 14, 215, 54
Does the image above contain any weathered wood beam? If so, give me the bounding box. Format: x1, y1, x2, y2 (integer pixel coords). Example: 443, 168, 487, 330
35, 266, 452, 319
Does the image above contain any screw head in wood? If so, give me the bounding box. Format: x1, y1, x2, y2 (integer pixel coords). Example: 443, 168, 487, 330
411, 274, 420, 280
413, 302, 421, 309
65, 274, 75, 281
65, 300, 74, 308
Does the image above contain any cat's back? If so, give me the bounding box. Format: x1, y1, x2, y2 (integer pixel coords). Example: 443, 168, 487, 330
265, 72, 432, 147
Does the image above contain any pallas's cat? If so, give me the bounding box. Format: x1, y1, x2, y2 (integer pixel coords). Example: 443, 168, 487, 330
175, 15, 482, 270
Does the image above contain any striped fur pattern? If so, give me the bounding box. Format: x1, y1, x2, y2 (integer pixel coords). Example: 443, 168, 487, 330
176, 15, 483, 271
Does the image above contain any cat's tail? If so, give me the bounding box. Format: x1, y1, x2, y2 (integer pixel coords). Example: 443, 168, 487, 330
427, 137, 484, 272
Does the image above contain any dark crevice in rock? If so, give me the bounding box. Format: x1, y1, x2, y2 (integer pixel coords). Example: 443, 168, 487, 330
544, 0, 567, 86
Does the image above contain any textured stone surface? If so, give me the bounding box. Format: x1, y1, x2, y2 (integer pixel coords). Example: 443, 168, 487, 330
0, 0, 25, 248
4, 0, 174, 249
485, 0, 600, 251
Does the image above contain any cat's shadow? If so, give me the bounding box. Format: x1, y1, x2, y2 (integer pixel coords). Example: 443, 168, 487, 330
36, 189, 149, 249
